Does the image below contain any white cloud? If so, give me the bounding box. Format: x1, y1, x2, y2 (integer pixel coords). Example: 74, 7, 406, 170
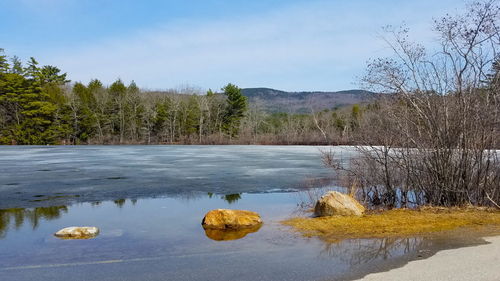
44, 0, 465, 91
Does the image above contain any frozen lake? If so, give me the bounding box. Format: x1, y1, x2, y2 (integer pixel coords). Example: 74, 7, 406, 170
0, 145, 355, 209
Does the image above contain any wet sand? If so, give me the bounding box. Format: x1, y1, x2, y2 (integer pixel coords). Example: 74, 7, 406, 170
357, 235, 500, 281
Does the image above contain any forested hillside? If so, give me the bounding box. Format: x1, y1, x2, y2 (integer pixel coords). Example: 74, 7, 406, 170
242, 88, 375, 113
0, 49, 366, 145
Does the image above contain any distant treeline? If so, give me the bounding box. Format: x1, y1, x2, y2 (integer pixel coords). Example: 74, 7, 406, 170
0, 50, 365, 145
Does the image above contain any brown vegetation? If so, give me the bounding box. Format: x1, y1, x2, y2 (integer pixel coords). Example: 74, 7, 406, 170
282, 207, 500, 242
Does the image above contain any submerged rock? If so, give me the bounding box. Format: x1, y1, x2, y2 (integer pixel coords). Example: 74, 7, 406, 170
54, 226, 100, 239
314, 191, 365, 217
202, 209, 263, 229
204, 224, 262, 241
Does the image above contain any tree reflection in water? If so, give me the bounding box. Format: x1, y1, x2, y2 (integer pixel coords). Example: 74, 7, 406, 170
318, 237, 422, 266
207, 193, 242, 204
0, 206, 68, 238
222, 194, 241, 204
0, 193, 246, 239
114, 199, 126, 208
0, 199, 138, 238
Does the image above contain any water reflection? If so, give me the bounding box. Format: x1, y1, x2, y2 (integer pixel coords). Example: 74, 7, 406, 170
0, 193, 493, 281
207, 193, 242, 204
0, 206, 68, 238
114, 199, 126, 208
0, 193, 248, 239
222, 194, 242, 204
319, 237, 422, 266
113, 198, 138, 208
204, 224, 262, 241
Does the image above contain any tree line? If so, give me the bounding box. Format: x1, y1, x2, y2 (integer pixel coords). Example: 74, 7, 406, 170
0, 56, 248, 145
0, 52, 365, 145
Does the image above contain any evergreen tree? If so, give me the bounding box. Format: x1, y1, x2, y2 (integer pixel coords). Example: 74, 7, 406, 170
126, 81, 144, 141
0, 52, 71, 144
109, 79, 128, 143
222, 83, 247, 137
39, 65, 69, 85
72, 82, 97, 143
0, 72, 30, 143
10, 56, 24, 75
0, 49, 8, 74
350, 104, 361, 129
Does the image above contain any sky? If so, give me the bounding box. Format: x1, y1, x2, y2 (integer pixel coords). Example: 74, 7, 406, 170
0, 0, 468, 91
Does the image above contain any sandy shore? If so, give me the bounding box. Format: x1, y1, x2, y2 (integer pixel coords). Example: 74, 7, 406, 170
357, 236, 500, 281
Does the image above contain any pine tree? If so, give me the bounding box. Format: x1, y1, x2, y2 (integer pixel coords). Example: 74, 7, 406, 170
109, 79, 127, 143
0, 48, 9, 74
222, 83, 247, 137
10, 56, 23, 75
0, 54, 71, 144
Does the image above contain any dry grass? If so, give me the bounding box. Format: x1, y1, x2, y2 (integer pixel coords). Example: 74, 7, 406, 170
282, 207, 500, 241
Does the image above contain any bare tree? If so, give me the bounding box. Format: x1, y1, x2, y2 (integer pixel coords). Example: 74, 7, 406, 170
331, 1, 500, 207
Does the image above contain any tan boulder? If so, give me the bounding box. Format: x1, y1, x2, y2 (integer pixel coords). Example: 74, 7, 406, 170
202, 209, 263, 230
54, 226, 100, 239
314, 191, 365, 217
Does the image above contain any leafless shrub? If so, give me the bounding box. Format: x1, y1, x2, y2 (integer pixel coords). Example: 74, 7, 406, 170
336, 1, 500, 208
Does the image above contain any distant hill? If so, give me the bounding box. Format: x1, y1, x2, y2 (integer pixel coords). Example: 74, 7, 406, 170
241, 88, 376, 113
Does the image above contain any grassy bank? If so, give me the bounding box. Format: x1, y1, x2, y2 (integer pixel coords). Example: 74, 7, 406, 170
282, 207, 500, 241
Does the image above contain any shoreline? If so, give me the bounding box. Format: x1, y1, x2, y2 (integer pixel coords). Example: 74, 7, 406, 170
356, 235, 500, 281
282, 208, 500, 241
0, 143, 341, 146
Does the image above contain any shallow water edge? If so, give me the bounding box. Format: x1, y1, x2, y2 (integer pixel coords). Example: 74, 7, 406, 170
1, 193, 497, 281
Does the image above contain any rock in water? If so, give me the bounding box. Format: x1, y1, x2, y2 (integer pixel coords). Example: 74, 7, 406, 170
314, 191, 365, 217
202, 209, 263, 229
54, 226, 100, 239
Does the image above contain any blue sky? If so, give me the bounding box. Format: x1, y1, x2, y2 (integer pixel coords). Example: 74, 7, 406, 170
0, 0, 467, 91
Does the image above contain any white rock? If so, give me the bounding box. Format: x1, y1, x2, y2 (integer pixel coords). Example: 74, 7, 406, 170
54, 226, 99, 239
